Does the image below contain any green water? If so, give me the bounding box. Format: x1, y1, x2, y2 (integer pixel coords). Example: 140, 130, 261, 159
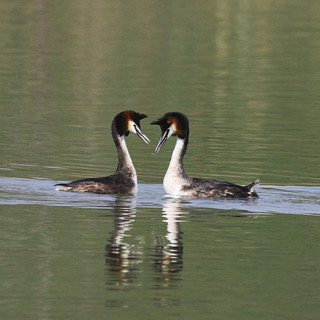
1, 202, 320, 320
1, 1, 320, 319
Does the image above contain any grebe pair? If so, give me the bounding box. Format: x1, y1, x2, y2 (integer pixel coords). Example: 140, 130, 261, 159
56, 111, 259, 198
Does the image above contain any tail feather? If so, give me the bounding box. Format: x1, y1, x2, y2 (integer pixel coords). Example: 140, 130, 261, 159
247, 178, 260, 190
246, 178, 260, 197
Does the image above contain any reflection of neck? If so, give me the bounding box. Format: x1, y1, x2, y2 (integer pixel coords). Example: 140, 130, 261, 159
163, 199, 183, 245
113, 211, 136, 245
165, 211, 180, 245
105, 200, 138, 281
111, 121, 136, 180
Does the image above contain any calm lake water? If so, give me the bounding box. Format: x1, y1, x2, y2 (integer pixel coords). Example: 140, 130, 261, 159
1, 1, 320, 319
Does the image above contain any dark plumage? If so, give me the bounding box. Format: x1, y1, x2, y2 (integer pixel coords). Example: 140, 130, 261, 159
182, 177, 259, 198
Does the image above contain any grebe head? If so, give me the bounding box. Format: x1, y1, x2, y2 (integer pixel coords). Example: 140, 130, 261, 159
114, 110, 150, 144
151, 112, 189, 152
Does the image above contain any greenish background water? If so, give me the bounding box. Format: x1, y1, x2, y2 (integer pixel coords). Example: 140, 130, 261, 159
1, 1, 320, 319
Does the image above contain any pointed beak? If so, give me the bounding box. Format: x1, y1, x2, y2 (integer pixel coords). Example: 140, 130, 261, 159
134, 124, 150, 144
155, 129, 170, 153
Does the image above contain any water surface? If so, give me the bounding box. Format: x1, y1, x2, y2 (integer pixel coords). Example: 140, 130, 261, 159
1, 177, 320, 320
1, 177, 320, 215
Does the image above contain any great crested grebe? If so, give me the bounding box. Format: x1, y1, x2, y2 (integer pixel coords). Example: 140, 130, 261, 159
55, 110, 150, 194
151, 112, 259, 198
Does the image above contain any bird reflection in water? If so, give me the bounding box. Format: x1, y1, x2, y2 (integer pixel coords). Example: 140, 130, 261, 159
105, 195, 142, 287
105, 196, 186, 289
153, 198, 185, 288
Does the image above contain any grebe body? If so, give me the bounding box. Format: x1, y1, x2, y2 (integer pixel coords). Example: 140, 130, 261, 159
55, 110, 150, 194
152, 112, 259, 199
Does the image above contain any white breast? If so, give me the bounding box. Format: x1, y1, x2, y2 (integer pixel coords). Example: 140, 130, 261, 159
163, 173, 183, 196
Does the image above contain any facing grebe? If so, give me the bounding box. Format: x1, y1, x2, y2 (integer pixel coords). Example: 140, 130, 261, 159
151, 112, 259, 198
55, 110, 150, 194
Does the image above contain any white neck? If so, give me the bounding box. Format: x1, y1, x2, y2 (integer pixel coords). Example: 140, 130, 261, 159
116, 136, 138, 186
163, 138, 188, 195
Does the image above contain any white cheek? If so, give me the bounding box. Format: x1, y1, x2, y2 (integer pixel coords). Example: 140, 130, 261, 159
168, 124, 176, 137
128, 120, 136, 133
